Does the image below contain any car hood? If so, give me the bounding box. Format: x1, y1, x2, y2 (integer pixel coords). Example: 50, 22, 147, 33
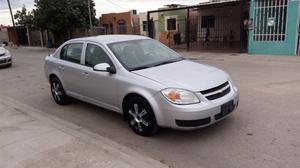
133, 60, 229, 92
0, 47, 6, 55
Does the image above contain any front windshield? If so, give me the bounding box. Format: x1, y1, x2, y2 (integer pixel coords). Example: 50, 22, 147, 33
108, 39, 183, 71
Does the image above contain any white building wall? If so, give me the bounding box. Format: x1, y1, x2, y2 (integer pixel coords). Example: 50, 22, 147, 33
0, 28, 9, 44
139, 12, 159, 40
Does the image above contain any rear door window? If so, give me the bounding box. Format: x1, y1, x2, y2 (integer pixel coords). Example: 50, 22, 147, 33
60, 43, 83, 64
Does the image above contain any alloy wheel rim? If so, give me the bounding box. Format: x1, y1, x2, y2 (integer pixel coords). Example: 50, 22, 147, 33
51, 81, 62, 102
128, 104, 149, 132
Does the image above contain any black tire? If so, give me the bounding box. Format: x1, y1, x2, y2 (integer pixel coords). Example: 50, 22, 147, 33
50, 77, 68, 105
125, 96, 159, 136
7, 63, 12, 67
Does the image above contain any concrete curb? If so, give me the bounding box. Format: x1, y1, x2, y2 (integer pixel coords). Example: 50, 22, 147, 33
0, 95, 168, 168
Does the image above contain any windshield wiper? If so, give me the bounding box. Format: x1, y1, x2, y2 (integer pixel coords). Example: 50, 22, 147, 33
130, 66, 152, 71
130, 58, 184, 71
153, 59, 182, 67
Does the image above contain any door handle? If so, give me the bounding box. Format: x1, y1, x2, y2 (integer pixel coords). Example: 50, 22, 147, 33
58, 65, 64, 70
82, 72, 90, 78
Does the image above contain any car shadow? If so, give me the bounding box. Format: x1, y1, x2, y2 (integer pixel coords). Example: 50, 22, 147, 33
67, 96, 237, 140
0, 64, 12, 69
157, 117, 236, 138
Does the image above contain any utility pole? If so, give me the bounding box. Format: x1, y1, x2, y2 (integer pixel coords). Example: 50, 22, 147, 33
7, 0, 19, 46
87, 0, 93, 35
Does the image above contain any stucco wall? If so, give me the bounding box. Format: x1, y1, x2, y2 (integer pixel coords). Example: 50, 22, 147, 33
100, 11, 134, 34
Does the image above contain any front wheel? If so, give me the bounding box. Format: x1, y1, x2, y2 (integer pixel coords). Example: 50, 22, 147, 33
50, 77, 68, 105
125, 96, 159, 136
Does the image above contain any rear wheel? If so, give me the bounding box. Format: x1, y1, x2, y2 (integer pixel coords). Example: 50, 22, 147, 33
125, 96, 159, 136
50, 77, 68, 105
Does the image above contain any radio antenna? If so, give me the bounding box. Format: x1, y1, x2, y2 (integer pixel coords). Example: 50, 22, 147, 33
47, 46, 50, 56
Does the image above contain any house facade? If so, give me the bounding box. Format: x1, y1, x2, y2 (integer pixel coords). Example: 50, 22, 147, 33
139, 12, 159, 40
157, 5, 187, 46
149, 1, 247, 51
100, 10, 140, 35
248, 0, 300, 56
197, 3, 244, 45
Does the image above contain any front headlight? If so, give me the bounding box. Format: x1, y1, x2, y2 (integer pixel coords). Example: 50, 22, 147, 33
161, 88, 200, 105
227, 77, 238, 94
5, 50, 10, 56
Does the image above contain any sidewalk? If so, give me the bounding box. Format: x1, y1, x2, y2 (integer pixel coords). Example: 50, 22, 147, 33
178, 50, 300, 64
0, 95, 168, 168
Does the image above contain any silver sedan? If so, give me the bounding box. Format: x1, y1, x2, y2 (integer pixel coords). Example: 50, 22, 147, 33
44, 35, 239, 136
0, 44, 12, 67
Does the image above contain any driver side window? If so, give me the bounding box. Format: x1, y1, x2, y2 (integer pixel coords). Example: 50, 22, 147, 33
85, 44, 112, 67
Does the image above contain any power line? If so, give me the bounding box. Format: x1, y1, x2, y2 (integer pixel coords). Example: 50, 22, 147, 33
6, 0, 15, 27
104, 0, 129, 10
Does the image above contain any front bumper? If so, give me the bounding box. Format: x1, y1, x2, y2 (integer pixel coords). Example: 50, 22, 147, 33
0, 55, 12, 66
149, 84, 239, 130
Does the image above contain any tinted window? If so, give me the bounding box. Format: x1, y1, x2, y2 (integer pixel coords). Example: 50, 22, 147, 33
60, 43, 83, 64
60, 45, 67, 59
85, 44, 112, 67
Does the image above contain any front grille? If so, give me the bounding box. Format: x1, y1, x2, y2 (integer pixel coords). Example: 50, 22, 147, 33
200, 81, 231, 100
0, 59, 6, 64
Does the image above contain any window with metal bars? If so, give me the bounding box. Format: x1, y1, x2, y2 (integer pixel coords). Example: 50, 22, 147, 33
201, 15, 215, 28
167, 18, 177, 31
253, 0, 288, 41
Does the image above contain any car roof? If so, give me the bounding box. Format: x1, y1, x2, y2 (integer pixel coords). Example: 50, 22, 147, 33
70, 35, 150, 45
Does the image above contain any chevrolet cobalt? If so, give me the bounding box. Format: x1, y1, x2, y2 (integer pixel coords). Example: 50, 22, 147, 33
44, 35, 239, 136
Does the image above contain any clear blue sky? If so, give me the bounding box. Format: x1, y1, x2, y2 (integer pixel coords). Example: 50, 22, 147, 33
0, 0, 206, 26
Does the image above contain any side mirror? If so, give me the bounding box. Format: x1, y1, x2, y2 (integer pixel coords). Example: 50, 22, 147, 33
93, 63, 116, 74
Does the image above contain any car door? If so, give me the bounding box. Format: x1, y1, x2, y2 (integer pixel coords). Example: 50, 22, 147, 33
79, 43, 118, 110
57, 42, 85, 95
